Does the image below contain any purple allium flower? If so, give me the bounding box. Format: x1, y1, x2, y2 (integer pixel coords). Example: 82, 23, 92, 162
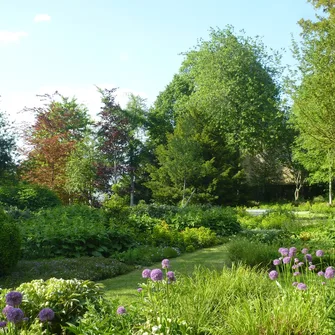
292, 265, 298, 270
293, 272, 301, 276
0, 321, 6, 328
297, 283, 307, 290
298, 262, 304, 267
117, 306, 126, 315
38, 308, 55, 322
289, 247, 297, 257
318, 271, 325, 277
269, 270, 278, 280
325, 266, 335, 279
161, 259, 170, 269
150, 269, 163, 281
6, 308, 24, 324
273, 259, 281, 266
305, 254, 313, 262
292, 282, 298, 286
278, 248, 289, 256
142, 269, 151, 279
302, 248, 308, 254
283, 256, 291, 264
5, 291, 22, 307
309, 265, 316, 271
294, 258, 299, 264
2, 306, 14, 316
166, 271, 176, 282
316, 250, 324, 257
137, 287, 143, 293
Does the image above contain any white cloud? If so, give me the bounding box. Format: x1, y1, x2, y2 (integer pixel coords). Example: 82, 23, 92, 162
34, 14, 51, 22
0, 31, 28, 43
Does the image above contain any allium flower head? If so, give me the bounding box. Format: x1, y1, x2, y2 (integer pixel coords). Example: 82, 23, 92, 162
293, 272, 301, 276
316, 250, 324, 257
318, 271, 325, 277
294, 258, 299, 263
298, 262, 304, 267
137, 287, 143, 293
0, 321, 6, 328
2, 306, 14, 316
297, 283, 307, 290
305, 254, 313, 262
161, 259, 170, 269
309, 265, 316, 271
5, 291, 22, 307
269, 270, 278, 280
150, 269, 163, 281
166, 271, 176, 282
117, 306, 126, 315
6, 308, 24, 324
292, 265, 298, 270
322, 282, 326, 285
38, 308, 55, 322
302, 248, 308, 254
289, 247, 297, 256
283, 256, 291, 264
273, 259, 281, 266
278, 248, 289, 256
142, 269, 151, 279
292, 282, 298, 286
325, 266, 335, 279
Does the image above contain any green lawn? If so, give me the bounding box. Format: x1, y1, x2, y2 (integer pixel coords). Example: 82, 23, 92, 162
101, 244, 230, 305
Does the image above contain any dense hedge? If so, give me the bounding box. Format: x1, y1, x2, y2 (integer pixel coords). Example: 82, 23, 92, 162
0, 209, 21, 276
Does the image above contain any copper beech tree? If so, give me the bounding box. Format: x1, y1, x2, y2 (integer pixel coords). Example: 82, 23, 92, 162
21, 93, 91, 202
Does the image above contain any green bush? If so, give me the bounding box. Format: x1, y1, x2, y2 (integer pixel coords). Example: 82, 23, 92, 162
239, 229, 291, 245
0, 182, 61, 211
0, 278, 104, 334
20, 205, 111, 259
0, 209, 21, 276
115, 246, 179, 265
181, 227, 219, 250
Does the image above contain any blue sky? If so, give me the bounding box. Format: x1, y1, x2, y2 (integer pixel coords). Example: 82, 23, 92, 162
0, 0, 316, 121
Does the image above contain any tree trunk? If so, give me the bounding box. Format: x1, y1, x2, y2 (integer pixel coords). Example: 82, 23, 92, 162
130, 174, 135, 206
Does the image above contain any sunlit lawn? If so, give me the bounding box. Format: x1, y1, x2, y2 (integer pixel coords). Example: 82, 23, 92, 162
101, 244, 230, 305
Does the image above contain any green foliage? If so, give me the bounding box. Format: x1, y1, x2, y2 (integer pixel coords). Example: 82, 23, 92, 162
0, 209, 21, 276
238, 210, 295, 230
0, 278, 104, 334
226, 237, 279, 267
0, 182, 61, 211
115, 246, 179, 265
181, 227, 219, 250
19, 205, 112, 259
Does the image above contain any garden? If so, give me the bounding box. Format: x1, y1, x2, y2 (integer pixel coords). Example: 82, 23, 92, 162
1, 200, 335, 334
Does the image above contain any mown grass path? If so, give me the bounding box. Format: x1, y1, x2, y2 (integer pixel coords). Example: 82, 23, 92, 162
101, 244, 230, 304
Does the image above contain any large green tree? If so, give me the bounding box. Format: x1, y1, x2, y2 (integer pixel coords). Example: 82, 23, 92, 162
290, 0, 335, 203
147, 27, 286, 204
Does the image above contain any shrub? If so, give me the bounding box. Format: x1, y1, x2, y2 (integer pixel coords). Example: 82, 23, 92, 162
20, 205, 111, 259
0, 209, 21, 276
181, 227, 219, 250
0, 182, 61, 211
